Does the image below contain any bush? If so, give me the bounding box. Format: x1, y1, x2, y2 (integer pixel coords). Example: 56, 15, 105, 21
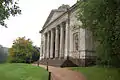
8, 37, 40, 63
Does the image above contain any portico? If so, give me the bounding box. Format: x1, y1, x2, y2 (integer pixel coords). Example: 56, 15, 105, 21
39, 4, 95, 67
43, 21, 68, 59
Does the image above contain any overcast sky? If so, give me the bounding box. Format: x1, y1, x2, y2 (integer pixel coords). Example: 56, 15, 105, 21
0, 0, 77, 48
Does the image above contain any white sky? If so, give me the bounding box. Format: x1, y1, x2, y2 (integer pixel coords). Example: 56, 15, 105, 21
0, 0, 77, 48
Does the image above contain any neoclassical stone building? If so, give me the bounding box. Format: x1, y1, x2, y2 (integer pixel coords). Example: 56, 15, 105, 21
39, 4, 95, 67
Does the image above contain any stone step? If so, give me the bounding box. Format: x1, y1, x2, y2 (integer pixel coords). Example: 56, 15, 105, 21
39, 58, 79, 67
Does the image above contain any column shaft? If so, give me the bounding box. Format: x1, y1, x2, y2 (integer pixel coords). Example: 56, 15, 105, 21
47, 32, 50, 58
40, 40, 43, 60
55, 27, 59, 58
44, 34, 47, 59
65, 21, 69, 58
50, 30, 54, 58
60, 25, 64, 58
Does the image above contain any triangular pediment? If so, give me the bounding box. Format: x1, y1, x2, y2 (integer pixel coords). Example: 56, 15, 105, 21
42, 4, 70, 29
43, 10, 65, 28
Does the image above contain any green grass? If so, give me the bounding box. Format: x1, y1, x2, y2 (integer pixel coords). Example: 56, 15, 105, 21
72, 66, 120, 80
0, 63, 48, 80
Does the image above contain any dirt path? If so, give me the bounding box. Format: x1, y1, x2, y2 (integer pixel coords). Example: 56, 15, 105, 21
32, 64, 86, 80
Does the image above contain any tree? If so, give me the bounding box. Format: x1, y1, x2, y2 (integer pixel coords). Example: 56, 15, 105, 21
77, 0, 120, 67
0, 45, 5, 63
32, 46, 40, 62
9, 37, 34, 63
0, 45, 8, 63
0, 0, 21, 27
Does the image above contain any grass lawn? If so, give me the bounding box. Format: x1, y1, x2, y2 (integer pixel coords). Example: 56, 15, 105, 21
72, 66, 120, 80
0, 63, 48, 80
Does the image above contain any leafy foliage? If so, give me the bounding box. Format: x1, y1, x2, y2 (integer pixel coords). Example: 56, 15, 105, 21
77, 0, 120, 67
32, 46, 40, 62
0, 0, 21, 27
9, 37, 40, 63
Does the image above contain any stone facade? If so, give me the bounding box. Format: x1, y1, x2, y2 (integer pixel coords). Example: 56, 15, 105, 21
39, 4, 95, 67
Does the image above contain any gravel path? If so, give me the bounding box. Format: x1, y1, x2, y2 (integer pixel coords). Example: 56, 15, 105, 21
32, 64, 86, 80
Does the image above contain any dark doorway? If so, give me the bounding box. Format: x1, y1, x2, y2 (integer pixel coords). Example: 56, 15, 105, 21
53, 28, 56, 58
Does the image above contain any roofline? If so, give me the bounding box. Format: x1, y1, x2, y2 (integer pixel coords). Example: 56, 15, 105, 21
40, 3, 78, 33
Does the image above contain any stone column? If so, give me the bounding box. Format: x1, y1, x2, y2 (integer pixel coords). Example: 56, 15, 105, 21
55, 27, 59, 58
60, 24, 64, 58
50, 29, 54, 58
40, 40, 43, 60
47, 32, 50, 58
65, 21, 69, 59
44, 33, 47, 59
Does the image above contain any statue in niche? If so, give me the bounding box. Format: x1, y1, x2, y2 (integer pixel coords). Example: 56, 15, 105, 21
74, 33, 79, 51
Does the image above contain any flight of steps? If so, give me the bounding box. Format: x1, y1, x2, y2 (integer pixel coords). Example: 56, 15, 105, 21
39, 58, 78, 67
